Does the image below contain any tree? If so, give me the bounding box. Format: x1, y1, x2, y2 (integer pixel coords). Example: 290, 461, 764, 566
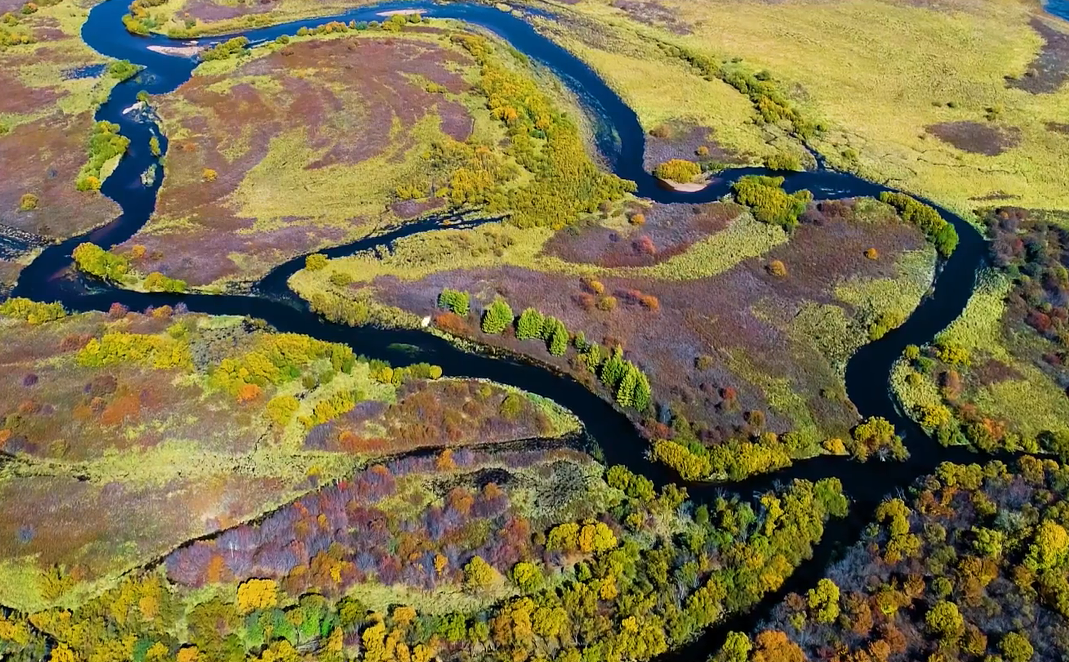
925, 600, 964, 643
1024, 520, 1069, 570
511, 562, 542, 592
305, 253, 328, 271
481, 299, 513, 334
1000, 632, 1034, 662
515, 308, 544, 340
549, 325, 569, 356
236, 578, 278, 614
438, 289, 470, 316
464, 556, 496, 590
806, 578, 840, 623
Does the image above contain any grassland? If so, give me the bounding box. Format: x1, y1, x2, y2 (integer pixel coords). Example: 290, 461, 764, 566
542, 0, 1069, 219
0, 302, 574, 611
292, 194, 939, 478
120, 25, 506, 289
0, 0, 129, 289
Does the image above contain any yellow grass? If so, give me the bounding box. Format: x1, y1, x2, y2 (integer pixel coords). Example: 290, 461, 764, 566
550, 0, 1069, 217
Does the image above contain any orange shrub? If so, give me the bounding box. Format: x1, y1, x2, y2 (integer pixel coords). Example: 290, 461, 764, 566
237, 383, 263, 403
768, 260, 787, 277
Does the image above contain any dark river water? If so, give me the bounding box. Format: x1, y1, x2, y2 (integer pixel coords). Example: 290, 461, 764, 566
10, 0, 1010, 653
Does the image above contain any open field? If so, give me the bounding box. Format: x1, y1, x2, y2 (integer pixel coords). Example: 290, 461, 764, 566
120, 25, 495, 288
893, 206, 1069, 454
0, 302, 572, 611
738, 457, 1069, 662
540, 0, 1069, 219
0, 0, 126, 289
293, 193, 940, 478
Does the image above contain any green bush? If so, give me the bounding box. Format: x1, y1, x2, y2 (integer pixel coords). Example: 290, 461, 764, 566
515, 308, 544, 340
878, 192, 958, 257
653, 159, 702, 183
107, 60, 139, 81
200, 36, 248, 61
72, 243, 130, 282
437, 289, 470, 316
732, 176, 812, 231
481, 299, 513, 334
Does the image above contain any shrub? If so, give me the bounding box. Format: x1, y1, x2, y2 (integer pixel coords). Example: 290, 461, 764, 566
18, 193, 37, 211
732, 176, 812, 231
865, 247, 879, 260
878, 192, 958, 256
202, 168, 217, 182
653, 159, 702, 183
768, 260, 787, 277
329, 272, 353, 287
437, 289, 470, 316
0, 298, 65, 325
72, 243, 130, 282
764, 151, 802, 171
515, 308, 544, 340
305, 254, 328, 271
481, 299, 513, 334
696, 145, 710, 157
629, 212, 646, 225
652, 439, 711, 480
148, 136, 161, 157
596, 296, 617, 311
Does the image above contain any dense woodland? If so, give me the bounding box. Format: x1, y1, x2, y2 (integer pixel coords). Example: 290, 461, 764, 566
734, 457, 1069, 662
0, 455, 847, 662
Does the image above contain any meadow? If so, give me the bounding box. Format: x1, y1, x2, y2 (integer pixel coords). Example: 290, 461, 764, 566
892, 206, 1069, 455
121, 23, 498, 289
293, 192, 941, 480
0, 301, 573, 611
542, 0, 1069, 220
0, 0, 126, 289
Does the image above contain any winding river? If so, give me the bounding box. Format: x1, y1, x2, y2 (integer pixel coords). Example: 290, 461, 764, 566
10, 0, 1007, 655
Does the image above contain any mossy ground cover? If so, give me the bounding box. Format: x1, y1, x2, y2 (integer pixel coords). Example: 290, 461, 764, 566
0, 304, 569, 611
293, 195, 938, 479
0, 0, 125, 288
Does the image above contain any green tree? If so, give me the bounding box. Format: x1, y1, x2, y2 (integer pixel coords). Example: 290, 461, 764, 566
1000, 632, 1034, 662
464, 556, 496, 590
482, 299, 514, 334
549, 325, 568, 356
437, 289, 470, 316
516, 307, 543, 339
806, 578, 840, 623
305, 253, 328, 271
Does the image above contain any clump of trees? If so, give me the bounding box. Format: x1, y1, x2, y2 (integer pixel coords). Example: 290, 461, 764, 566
879, 192, 958, 256
438, 34, 635, 229
144, 271, 188, 293
746, 457, 1068, 662
122, 0, 168, 35
72, 242, 130, 282
653, 159, 701, 183
200, 36, 249, 61
77, 121, 129, 191
732, 176, 812, 231
846, 416, 907, 461
0, 297, 66, 325
106, 60, 139, 81
78, 331, 193, 370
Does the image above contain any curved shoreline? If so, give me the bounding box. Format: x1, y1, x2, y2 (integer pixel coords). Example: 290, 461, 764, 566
8, 0, 997, 656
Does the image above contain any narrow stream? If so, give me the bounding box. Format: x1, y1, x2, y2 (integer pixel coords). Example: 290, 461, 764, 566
10, 0, 1003, 653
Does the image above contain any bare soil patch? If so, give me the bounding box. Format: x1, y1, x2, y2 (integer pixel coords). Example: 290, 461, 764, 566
925, 121, 1021, 156
1048, 121, 1069, 135
612, 0, 691, 34
1008, 18, 1069, 94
